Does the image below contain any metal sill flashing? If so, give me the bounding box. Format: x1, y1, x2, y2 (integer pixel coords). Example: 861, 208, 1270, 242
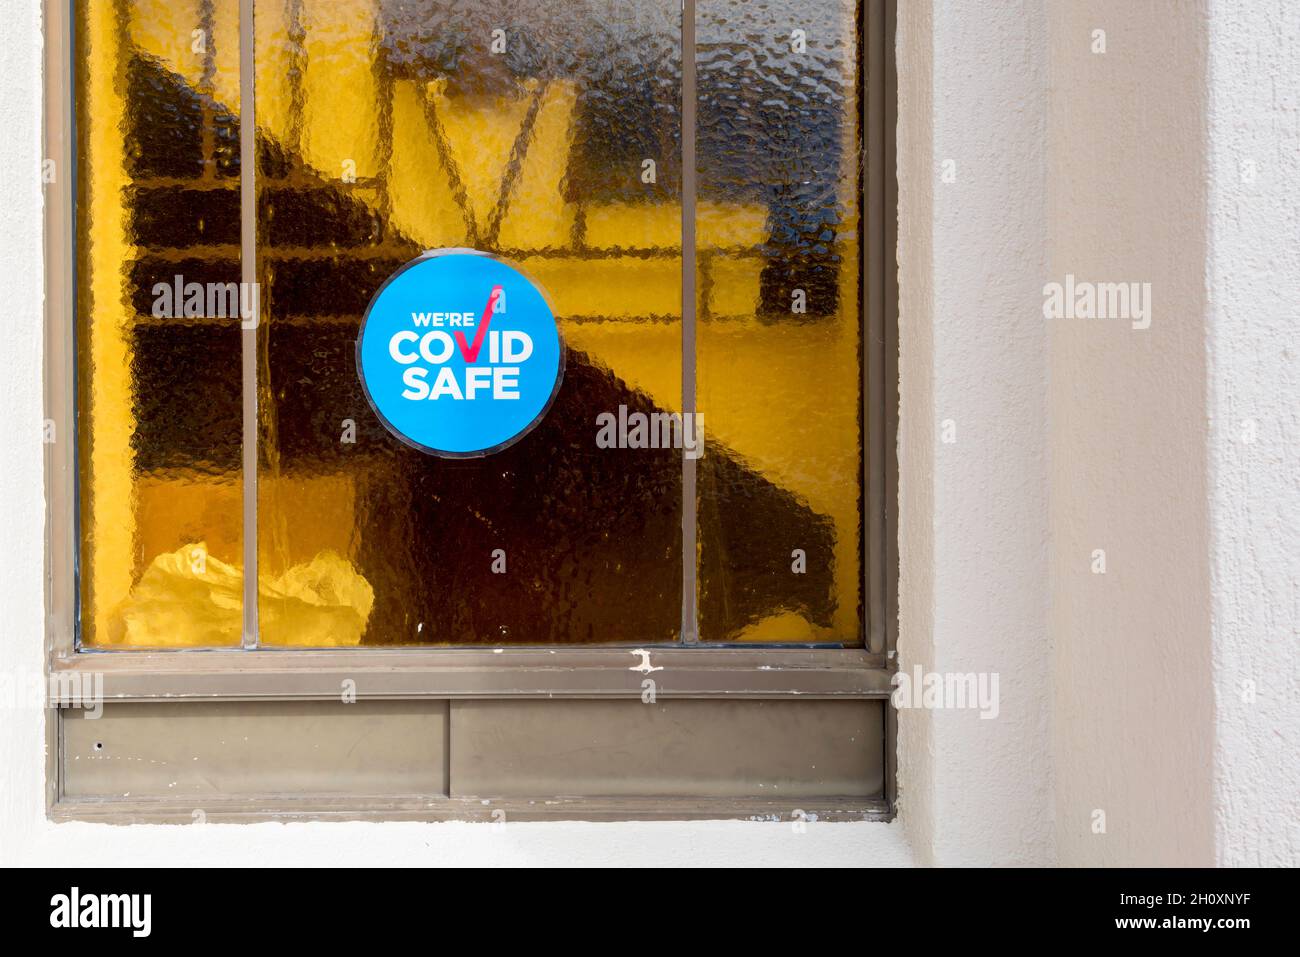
50, 647, 892, 702
50, 794, 895, 825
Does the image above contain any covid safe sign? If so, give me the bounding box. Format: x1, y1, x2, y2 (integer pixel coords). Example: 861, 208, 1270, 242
356, 251, 564, 456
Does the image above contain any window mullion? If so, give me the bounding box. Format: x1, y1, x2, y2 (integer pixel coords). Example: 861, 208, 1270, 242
680, 0, 699, 645
240, 0, 259, 650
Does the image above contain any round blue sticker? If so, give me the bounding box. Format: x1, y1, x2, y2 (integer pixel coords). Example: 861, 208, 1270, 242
356, 251, 564, 457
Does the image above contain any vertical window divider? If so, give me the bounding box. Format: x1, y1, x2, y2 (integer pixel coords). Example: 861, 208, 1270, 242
680, 0, 699, 645
240, 0, 259, 649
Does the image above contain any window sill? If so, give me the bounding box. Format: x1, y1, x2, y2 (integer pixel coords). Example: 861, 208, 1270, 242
50, 647, 892, 702
50, 793, 894, 824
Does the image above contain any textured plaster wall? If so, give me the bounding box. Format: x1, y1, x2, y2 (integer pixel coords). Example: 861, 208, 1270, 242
896, 0, 1055, 866
894, 0, 938, 865
1205, 0, 1300, 867
1046, 0, 1218, 866
901, 0, 1298, 868
0, 0, 49, 867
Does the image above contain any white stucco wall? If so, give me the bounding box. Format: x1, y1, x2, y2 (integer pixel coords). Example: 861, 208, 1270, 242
0, 0, 50, 866
899, 0, 1298, 868
1043, 0, 1299, 868
1046, 0, 1218, 867
1205, 0, 1300, 867
896, 0, 1056, 866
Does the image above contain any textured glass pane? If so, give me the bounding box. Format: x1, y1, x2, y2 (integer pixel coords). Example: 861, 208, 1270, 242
76, 0, 244, 647
255, 0, 684, 645
696, 1, 864, 643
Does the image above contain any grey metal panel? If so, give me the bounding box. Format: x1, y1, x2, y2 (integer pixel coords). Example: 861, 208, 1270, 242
450, 698, 883, 799
62, 700, 448, 799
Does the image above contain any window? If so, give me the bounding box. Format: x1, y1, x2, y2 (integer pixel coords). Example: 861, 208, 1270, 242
45, 0, 896, 820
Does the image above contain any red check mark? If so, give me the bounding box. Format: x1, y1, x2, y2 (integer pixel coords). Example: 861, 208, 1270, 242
454, 285, 504, 363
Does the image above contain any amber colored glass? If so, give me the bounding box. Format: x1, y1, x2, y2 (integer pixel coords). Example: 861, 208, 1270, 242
76, 0, 245, 647
695, 1, 865, 644
254, 0, 685, 645
75, 0, 866, 649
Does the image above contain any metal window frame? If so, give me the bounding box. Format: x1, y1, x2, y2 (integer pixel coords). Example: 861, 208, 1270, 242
42, 0, 898, 820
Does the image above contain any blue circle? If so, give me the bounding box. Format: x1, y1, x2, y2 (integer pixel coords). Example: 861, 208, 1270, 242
356, 252, 563, 457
